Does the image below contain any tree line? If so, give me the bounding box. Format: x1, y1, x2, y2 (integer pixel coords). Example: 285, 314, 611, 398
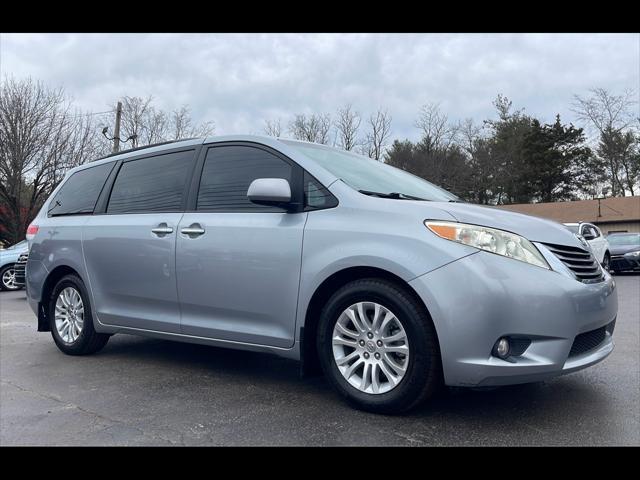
1, 75, 638, 246
383, 91, 639, 204
264, 91, 638, 205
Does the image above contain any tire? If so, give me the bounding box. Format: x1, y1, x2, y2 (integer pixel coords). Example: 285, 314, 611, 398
0, 264, 20, 291
49, 274, 109, 355
602, 252, 611, 272
317, 278, 441, 414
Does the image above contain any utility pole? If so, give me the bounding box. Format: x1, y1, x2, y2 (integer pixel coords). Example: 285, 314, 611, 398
597, 197, 602, 218
102, 101, 136, 151
113, 101, 122, 153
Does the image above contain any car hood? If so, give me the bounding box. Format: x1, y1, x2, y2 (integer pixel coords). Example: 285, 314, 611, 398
430, 202, 585, 248
609, 244, 640, 255
0, 245, 28, 257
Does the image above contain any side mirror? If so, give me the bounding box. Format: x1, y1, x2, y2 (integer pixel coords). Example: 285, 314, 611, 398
582, 231, 595, 241
247, 178, 292, 208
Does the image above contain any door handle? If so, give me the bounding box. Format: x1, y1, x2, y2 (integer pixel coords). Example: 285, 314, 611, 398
181, 224, 205, 237
151, 224, 174, 236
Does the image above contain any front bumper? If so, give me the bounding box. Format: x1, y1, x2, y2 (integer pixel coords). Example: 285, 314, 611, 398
13, 253, 28, 288
610, 255, 640, 272
409, 250, 617, 387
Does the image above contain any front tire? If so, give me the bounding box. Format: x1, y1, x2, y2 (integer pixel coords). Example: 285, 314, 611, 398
0, 264, 20, 291
49, 274, 109, 355
317, 278, 441, 414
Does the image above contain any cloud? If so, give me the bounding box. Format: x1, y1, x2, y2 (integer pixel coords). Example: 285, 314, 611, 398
1, 33, 638, 141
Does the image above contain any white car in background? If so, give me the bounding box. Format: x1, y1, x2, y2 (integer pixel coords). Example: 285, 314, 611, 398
564, 222, 611, 271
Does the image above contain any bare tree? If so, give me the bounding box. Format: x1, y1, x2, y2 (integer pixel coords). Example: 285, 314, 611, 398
170, 105, 214, 140
119, 95, 154, 148
118, 100, 214, 146
361, 109, 392, 160
288, 113, 331, 144
571, 88, 637, 136
572, 88, 639, 196
334, 104, 361, 151
140, 108, 168, 145
170, 106, 193, 140
415, 102, 458, 152
0, 77, 101, 246
264, 119, 282, 137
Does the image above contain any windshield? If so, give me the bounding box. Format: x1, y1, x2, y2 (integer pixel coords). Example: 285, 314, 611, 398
565, 225, 579, 234
607, 233, 640, 246
282, 140, 459, 202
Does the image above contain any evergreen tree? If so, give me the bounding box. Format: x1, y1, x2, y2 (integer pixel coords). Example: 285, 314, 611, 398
523, 115, 591, 202
484, 96, 534, 204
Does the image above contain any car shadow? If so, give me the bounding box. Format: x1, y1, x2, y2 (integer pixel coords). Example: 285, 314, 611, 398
96, 335, 614, 427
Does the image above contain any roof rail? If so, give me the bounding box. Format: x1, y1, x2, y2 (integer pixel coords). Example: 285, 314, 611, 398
97, 137, 199, 161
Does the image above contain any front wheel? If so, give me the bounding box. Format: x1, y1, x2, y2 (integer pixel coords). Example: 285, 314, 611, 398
317, 278, 441, 414
49, 274, 110, 355
602, 252, 611, 272
0, 264, 20, 291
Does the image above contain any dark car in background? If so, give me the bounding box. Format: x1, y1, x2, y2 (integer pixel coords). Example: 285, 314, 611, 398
607, 233, 640, 273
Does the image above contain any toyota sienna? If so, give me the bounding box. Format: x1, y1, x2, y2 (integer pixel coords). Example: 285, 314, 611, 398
24, 135, 618, 413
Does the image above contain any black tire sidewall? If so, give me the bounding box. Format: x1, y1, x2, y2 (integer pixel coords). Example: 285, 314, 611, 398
317, 279, 439, 413
49, 274, 98, 354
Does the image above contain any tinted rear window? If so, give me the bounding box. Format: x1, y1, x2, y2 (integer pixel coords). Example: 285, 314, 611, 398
107, 150, 195, 214
48, 162, 115, 216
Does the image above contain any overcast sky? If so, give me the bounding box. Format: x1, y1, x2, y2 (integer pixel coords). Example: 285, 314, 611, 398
1, 33, 638, 142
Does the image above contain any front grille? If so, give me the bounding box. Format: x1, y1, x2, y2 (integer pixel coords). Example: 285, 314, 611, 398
543, 243, 603, 283
14, 252, 28, 287
568, 321, 613, 357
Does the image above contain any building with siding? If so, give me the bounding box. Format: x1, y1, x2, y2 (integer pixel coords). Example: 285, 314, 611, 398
496, 196, 640, 235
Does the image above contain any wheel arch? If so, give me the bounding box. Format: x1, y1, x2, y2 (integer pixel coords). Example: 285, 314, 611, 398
37, 265, 82, 332
300, 265, 440, 376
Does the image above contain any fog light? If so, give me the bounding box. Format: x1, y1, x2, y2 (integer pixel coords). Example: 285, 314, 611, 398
494, 337, 510, 359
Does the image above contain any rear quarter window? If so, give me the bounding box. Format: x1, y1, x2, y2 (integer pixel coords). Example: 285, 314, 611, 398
48, 162, 116, 216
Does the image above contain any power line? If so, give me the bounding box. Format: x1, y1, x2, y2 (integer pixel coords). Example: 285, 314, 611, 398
68, 110, 115, 119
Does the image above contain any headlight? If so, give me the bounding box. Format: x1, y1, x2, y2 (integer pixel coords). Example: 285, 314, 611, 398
424, 220, 550, 269
624, 250, 640, 258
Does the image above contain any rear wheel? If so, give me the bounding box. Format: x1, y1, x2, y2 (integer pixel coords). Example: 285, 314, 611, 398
0, 264, 19, 291
317, 278, 441, 414
49, 274, 109, 355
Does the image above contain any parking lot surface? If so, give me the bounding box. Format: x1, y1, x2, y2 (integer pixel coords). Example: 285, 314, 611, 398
1, 275, 638, 446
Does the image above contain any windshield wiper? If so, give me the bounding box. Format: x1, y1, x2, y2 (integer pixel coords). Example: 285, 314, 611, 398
358, 190, 428, 201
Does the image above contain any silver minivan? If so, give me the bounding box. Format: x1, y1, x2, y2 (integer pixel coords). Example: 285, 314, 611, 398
25, 135, 618, 413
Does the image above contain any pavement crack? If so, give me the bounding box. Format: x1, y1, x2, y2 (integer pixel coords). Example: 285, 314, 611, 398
1, 379, 184, 445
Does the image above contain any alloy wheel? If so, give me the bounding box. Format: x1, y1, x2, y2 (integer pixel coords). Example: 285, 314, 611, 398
332, 301, 410, 394
2, 268, 17, 290
54, 287, 85, 343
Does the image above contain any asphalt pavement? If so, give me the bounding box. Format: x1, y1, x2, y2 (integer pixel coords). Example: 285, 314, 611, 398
1, 274, 638, 446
